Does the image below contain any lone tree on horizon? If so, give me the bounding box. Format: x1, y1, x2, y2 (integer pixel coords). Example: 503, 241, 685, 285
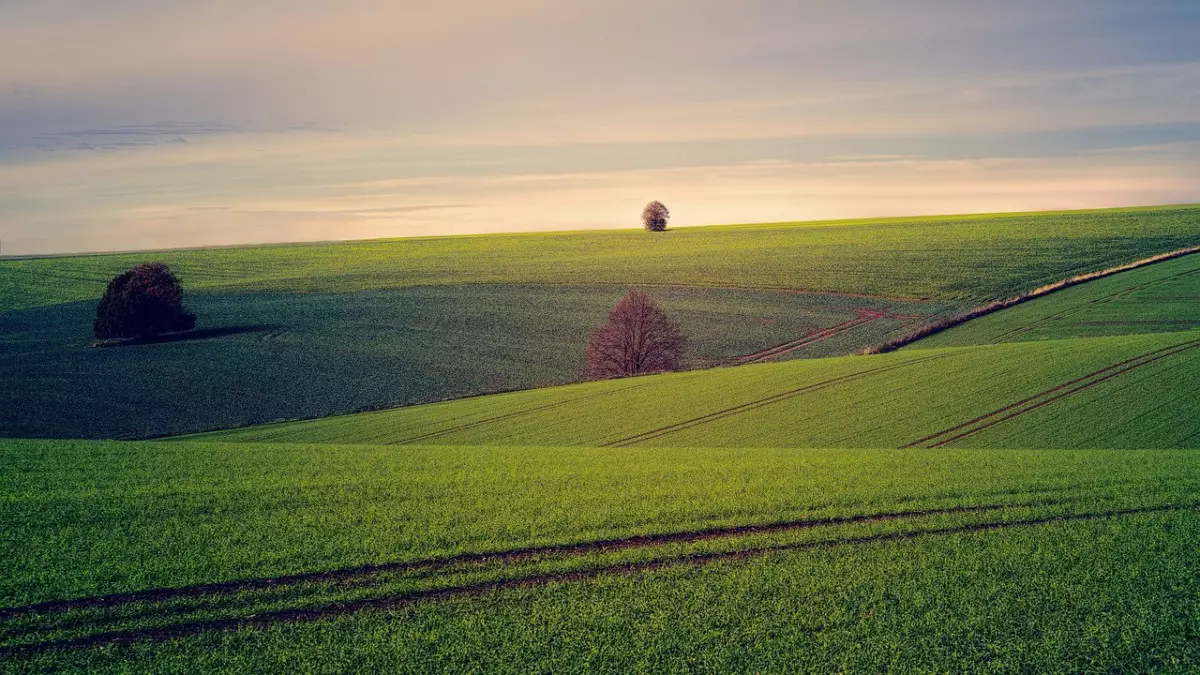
94, 263, 196, 340
642, 201, 670, 231
584, 290, 685, 379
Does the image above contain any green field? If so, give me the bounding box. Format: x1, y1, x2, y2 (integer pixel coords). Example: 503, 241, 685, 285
915, 251, 1200, 347
0, 285, 940, 439
3, 206, 1200, 671
195, 330, 1200, 449
2, 440, 1197, 670
3, 205, 1198, 439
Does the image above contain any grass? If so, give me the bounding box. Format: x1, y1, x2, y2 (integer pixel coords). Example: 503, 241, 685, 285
2, 438, 1197, 670
5, 206, 1200, 669
4, 205, 1200, 314
0, 285, 943, 439
194, 330, 1200, 449
14, 440, 1196, 607
13, 510, 1198, 672
914, 250, 1200, 348
5, 204, 1198, 439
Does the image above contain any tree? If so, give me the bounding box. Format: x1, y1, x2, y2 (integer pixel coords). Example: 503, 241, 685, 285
584, 290, 685, 379
94, 263, 196, 340
642, 201, 670, 232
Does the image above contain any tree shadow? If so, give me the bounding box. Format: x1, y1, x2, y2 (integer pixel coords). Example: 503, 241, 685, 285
93, 325, 280, 348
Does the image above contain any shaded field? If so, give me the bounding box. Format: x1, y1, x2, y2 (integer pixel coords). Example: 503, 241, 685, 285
916, 251, 1200, 348
3, 205, 1199, 313
2, 437, 1198, 669
195, 331, 1200, 449
0, 285, 940, 439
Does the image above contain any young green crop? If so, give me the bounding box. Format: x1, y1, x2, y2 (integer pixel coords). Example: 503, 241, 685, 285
5, 440, 1199, 610
0, 285, 945, 439
7, 504, 1199, 672
197, 331, 1200, 449
916, 252, 1200, 348
5, 205, 1197, 440
3, 204, 1199, 313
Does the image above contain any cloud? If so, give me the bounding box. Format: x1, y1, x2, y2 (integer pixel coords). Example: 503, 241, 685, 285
1, 1, 1199, 253
4, 143, 1198, 255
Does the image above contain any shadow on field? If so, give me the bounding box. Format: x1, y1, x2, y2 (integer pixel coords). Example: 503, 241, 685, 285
93, 325, 280, 348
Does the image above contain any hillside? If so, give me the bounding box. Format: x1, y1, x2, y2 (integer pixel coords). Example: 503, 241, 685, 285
3, 205, 1198, 440
4, 211, 1200, 670
3, 439, 1197, 671
194, 330, 1200, 449
3, 205, 1198, 313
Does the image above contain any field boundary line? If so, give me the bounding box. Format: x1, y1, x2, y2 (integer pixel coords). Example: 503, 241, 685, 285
865, 245, 1200, 354
984, 264, 1200, 344
4, 502, 1195, 655
603, 352, 955, 447
903, 338, 1200, 448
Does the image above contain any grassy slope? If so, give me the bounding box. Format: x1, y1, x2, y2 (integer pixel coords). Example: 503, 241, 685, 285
6, 213, 1200, 667
18, 511, 1198, 673
0, 286, 940, 439
3, 205, 1197, 440
195, 330, 1200, 449
3, 205, 1199, 313
2, 437, 1197, 670
18, 441, 1193, 606
915, 250, 1200, 348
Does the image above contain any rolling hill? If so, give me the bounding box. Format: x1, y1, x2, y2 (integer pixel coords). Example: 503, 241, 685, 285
3, 204, 1199, 439
3, 206, 1200, 671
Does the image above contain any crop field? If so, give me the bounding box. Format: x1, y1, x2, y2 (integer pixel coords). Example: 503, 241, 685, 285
3, 205, 1199, 314
3, 205, 1198, 440
3, 207, 1200, 670
916, 251, 1200, 347
2, 439, 1198, 670
196, 330, 1200, 449
0, 285, 942, 439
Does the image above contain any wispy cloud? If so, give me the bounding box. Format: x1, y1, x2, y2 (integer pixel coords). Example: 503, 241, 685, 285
1, 0, 1199, 253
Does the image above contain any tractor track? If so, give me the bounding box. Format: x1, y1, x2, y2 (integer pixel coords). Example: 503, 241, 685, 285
903, 338, 1200, 448
0, 497, 1027, 621
3, 502, 1195, 656
604, 352, 954, 447
393, 379, 657, 444
732, 309, 927, 365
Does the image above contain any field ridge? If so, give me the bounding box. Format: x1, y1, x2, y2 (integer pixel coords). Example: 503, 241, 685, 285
869, 245, 1200, 354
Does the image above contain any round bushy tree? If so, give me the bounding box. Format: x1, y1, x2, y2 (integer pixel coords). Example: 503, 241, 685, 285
94, 263, 196, 340
642, 201, 670, 232
584, 289, 685, 379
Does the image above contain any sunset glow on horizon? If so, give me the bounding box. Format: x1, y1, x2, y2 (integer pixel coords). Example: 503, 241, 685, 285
2, 1, 1199, 254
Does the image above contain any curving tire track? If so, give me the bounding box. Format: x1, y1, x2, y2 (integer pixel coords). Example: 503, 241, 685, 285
3, 502, 1194, 656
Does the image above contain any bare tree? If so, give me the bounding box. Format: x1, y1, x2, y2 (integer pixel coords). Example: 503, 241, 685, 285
584, 290, 685, 379
642, 201, 670, 232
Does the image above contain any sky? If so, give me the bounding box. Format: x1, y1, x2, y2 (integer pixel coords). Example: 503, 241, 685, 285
1, 0, 1199, 255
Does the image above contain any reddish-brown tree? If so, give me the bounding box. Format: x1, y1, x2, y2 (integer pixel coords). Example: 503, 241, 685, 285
584, 290, 685, 379
94, 263, 196, 340
642, 201, 669, 231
